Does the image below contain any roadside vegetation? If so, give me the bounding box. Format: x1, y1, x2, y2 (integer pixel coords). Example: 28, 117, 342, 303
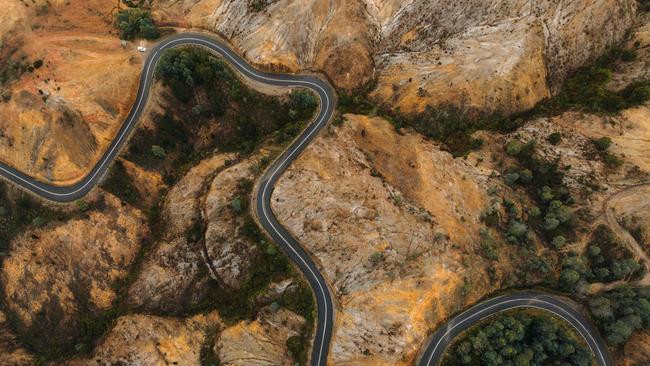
442, 309, 592, 366
118, 46, 316, 189
559, 226, 643, 292
588, 286, 650, 346
115, 8, 159, 40
101, 46, 316, 365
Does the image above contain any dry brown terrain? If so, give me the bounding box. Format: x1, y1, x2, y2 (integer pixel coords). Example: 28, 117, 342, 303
273, 114, 503, 365
0, 0, 142, 184
154, 0, 636, 115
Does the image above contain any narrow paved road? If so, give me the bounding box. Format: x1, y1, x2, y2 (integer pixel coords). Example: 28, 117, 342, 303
0, 33, 612, 366
417, 292, 612, 366
0, 33, 335, 366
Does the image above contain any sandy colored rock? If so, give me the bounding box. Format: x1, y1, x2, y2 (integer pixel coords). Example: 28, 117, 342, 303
154, 0, 635, 115
62, 312, 221, 366
0, 311, 34, 366
203, 157, 260, 289
215, 308, 305, 366
0, 0, 142, 184
273, 114, 495, 364
1, 193, 147, 348
128, 154, 259, 312
163, 153, 236, 238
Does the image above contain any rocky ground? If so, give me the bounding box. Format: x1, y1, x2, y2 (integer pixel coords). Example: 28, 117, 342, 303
153, 0, 636, 115
268, 10, 650, 364
0, 1, 648, 366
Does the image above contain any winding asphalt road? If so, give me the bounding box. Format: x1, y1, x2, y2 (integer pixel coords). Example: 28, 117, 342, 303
417, 292, 612, 366
0, 32, 610, 366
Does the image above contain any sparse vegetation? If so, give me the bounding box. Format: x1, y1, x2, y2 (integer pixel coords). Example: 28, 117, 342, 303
559, 226, 643, 291
442, 309, 592, 366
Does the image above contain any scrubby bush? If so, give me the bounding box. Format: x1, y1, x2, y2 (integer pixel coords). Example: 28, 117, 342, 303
115, 9, 159, 40
593, 137, 612, 152
548, 132, 562, 145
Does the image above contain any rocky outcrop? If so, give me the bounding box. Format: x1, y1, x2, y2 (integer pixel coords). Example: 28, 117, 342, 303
128, 154, 234, 313
1, 193, 147, 350
272, 114, 495, 364
62, 312, 221, 366
215, 308, 305, 366
203, 157, 260, 289
128, 154, 260, 312
154, 0, 636, 115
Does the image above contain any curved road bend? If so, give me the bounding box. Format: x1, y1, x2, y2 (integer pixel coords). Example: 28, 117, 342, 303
0, 33, 612, 366
0, 33, 335, 366
417, 291, 612, 366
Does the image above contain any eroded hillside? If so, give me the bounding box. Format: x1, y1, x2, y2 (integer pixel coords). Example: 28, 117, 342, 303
153, 0, 636, 114
0, 0, 143, 184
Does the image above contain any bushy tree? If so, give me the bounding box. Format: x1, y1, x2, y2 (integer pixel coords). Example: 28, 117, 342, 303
115, 9, 159, 40
589, 286, 650, 346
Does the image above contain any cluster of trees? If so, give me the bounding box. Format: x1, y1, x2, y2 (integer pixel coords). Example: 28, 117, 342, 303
590, 136, 623, 168
502, 139, 575, 248
115, 8, 159, 40
560, 226, 642, 291
533, 50, 650, 115
445, 311, 592, 366
155, 47, 317, 153
589, 286, 650, 346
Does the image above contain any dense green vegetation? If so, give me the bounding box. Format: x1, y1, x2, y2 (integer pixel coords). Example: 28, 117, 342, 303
115, 8, 159, 40
100, 160, 142, 207
155, 47, 317, 153
589, 286, 650, 346
124, 46, 316, 185
443, 310, 592, 366
560, 226, 642, 291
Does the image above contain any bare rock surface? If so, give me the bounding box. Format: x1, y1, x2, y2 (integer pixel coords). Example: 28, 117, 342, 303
273, 114, 495, 364
62, 312, 221, 366
215, 308, 305, 366
128, 154, 260, 312
203, 157, 260, 289
154, 0, 636, 115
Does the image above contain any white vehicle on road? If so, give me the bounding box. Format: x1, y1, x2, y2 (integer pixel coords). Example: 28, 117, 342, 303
137, 46, 147, 52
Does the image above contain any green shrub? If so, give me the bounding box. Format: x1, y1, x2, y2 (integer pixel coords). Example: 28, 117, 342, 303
115, 9, 159, 40
369, 252, 383, 265
593, 137, 612, 151
505, 140, 522, 156
151, 145, 166, 158
231, 196, 245, 214
620, 49, 637, 62
589, 286, 650, 346
548, 132, 562, 145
